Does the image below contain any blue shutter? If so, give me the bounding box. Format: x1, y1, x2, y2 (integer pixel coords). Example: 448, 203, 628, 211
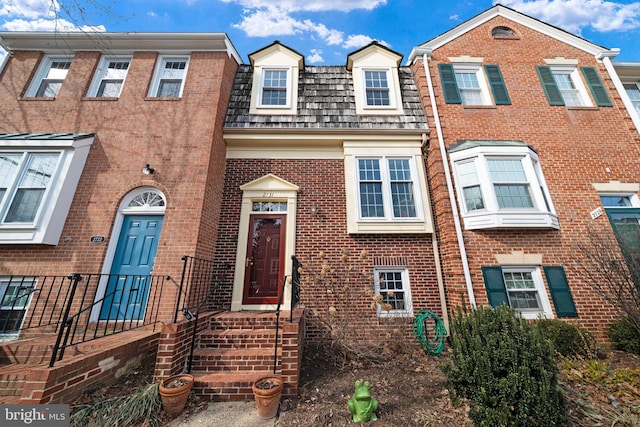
544, 266, 578, 318
482, 266, 508, 307
484, 65, 511, 105
438, 63, 462, 104
581, 67, 612, 107
536, 66, 565, 106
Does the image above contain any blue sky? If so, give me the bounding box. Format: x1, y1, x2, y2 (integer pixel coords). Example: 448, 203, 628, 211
1, 0, 639, 64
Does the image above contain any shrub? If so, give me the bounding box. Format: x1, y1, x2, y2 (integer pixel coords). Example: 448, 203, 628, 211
534, 319, 596, 358
442, 305, 567, 427
608, 317, 640, 356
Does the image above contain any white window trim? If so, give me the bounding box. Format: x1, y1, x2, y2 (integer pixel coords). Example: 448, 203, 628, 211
148, 55, 190, 98
502, 266, 553, 320
87, 55, 132, 98
361, 68, 396, 109
453, 63, 492, 106
450, 145, 558, 230
25, 55, 73, 98
344, 141, 433, 234
0, 276, 37, 339
258, 67, 292, 109
623, 82, 640, 116
374, 267, 413, 318
0, 136, 93, 244
550, 65, 592, 107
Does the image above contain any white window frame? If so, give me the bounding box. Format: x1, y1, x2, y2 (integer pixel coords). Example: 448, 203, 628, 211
450, 145, 558, 229
148, 55, 190, 98
25, 55, 73, 98
355, 155, 422, 222
259, 68, 291, 108
344, 141, 433, 234
623, 82, 640, 116
453, 64, 492, 106
501, 266, 553, 319
0, 136, 93, 244
0, 276, 37, 338
550, 65, 592, 107
87, 55, 132, 98
374, 267, 413, 317
362, 68, 394, 108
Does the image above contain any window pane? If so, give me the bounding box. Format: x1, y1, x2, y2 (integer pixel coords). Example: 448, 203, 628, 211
488, 159, 527, 182
508, 291, 541, 309
463, 185, 484, 211
19, 155, 56, 187
5, 189, 45, 222
262, 88, 287, 105
365, 71, 390, 106
624, 84, 640, 115
0, 155, 21, 191
36, 81, 62, 97
97, 80, 123, 97
389, 159, 416, 217
358, 159, 381, 181
264, 70, 287, 88
378, 271, 405, 310
600, 196, 632, 207
158, 80, 181, 97
503, 271, 540, 310
552, 72, 583, 106
494, 184, 533, 208
360, 183, 384, 217
455, 71, 483, 105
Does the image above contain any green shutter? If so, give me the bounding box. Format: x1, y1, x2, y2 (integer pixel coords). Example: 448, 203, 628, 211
438, 63, 462, 104
484, 65, 511, 105
581, 66, 612, 107
482, 266, 509, 307
536, 66, 565, 106
544, 266, 578, 318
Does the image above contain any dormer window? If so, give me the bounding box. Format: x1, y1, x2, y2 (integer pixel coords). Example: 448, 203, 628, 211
248, 42, 303, 115
347, 42, 404, 115
261, 69, 289, 106
364, 70, 390, 106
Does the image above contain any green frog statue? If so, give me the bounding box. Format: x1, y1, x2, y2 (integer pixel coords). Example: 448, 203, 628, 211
347, 380, 379, 422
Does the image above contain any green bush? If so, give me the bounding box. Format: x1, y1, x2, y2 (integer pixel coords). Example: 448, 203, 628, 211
442, 305, 567, 427
608, 317, 640, 356
534, 319, 596, 358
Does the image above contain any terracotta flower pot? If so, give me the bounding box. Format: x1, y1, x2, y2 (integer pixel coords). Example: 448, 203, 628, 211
159, 373, 194, 416
252, 376, 284, 419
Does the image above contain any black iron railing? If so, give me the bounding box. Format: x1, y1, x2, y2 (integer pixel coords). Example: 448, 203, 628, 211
175, 256, 230, 323
49, 273, 168, 366
273, 255, 301, 374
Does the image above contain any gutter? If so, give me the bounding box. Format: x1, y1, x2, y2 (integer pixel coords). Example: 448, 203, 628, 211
415, 47, 477, 309
597, 49, 640, 134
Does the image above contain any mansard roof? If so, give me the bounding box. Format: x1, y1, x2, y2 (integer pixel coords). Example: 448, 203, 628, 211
224, 65, 427, 130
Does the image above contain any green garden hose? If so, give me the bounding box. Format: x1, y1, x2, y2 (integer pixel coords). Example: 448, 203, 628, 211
412, 309, 447, 356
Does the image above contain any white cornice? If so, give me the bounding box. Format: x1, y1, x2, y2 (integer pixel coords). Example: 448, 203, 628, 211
0, 32, 242, 64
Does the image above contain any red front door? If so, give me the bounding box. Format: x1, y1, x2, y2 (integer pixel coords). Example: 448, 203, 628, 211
243, 214, 286, 305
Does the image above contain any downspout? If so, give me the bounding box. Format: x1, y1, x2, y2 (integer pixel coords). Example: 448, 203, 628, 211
418, 49, 476, 309
422, 133, 450, 332
597, 49, 640, 133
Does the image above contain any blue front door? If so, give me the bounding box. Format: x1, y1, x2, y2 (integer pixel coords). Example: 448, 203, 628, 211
100, 215, 164, 320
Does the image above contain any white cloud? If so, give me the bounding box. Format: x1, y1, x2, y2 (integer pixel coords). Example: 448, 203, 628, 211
2, 18, 104, 32
341, 34, 389, 50
449, 14, 459, 21
303, 20, 344, 45
307, 48, 324, 63
234, 7, 304, 37
220, 0, 386, 13
0, 0, 58, 19
499, 0, 640, 33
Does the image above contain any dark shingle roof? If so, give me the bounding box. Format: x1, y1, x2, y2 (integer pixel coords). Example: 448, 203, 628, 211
224, 65, 428, 130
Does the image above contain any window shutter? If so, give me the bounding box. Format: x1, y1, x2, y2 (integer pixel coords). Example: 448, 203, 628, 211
438, 63, 462, 104
543, 266, 578, 317
536, 66, 565, 106
484, 65, 511, 105
581, 67, 612, 107
481, 266, 509, 307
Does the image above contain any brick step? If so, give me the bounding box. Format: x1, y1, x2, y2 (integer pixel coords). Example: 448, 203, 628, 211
193, 370, 275, 401
190, 348, 281, 373
200, 328, 277, 350
0, 364, 32, 398
210, 311, 289, 330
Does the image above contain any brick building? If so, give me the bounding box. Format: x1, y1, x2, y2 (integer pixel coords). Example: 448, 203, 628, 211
408, 4, 640, 337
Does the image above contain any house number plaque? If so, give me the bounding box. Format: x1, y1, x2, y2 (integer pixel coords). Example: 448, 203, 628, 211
90, 236, 106, 244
